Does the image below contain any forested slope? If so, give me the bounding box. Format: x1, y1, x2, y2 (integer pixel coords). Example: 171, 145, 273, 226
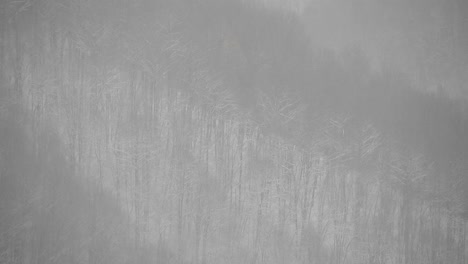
1, 0, 467, 263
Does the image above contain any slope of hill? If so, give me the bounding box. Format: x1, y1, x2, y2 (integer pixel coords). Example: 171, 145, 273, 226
1, 0, 467, 263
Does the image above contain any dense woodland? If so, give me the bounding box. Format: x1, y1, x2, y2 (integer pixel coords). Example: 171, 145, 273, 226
1, 0, 468, 263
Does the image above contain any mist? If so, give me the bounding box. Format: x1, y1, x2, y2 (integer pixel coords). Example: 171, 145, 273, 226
1, 0, 467, 263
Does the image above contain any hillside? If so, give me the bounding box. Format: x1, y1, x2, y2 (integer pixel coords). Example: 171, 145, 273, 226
1, 0, 467, 263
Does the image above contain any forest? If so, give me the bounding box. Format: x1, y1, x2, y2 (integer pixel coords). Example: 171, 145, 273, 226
1, 0, 467, 263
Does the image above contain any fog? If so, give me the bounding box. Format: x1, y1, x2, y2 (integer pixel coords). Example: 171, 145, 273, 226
304, 0, 468, 97
1, 0, 467, 263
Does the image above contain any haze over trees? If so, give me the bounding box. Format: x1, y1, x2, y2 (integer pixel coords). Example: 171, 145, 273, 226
1, 0, 467, 263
